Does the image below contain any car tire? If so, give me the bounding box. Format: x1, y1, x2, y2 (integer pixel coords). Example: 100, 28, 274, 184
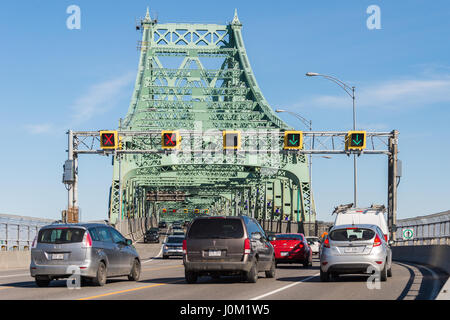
320, 269, 330, 282
128, 259, 141, 281
185, 271, 198, 284
245, 261, 258, 283
387, 266, 392, 277
163, 255, 168, 259
35, 276, 51, 287
92, 262, 107, 287
380, 262, 388, 282
265, 258, 276, 278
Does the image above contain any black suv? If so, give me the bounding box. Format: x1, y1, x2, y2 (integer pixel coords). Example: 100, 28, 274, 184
183, 216, 275, 283
144, 228, 160, 243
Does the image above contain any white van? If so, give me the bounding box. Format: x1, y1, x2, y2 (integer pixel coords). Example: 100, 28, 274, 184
333, 204, 390, 241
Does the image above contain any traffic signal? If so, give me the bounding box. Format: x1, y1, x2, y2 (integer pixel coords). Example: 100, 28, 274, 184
346, 131, 366, 151
172, 209, 176, 213
162, 130, 181, 149
283, 131, 303, 150
194, 208, 200, 214
223, 131, 241, 150
204, 209, 209, 214
184, 209, 188, 214
162, 208, 167, 214
100, 131, 118, 150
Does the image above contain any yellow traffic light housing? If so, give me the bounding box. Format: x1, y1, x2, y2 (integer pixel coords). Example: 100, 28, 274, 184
194, 208, 200, 214
346, 131, 366, 151
184, 209, 188, 214
100, 131, 118, 150
283, 131, 303, 150
162, 130, 181, 149
223, 131, 241, 150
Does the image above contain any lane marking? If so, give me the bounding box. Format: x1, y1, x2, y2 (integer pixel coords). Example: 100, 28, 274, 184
142, 234, 167, 264
250, 273, 320, 300
0, 286, 13, 291
142, 265, 182, 272
78, 279, 185, 300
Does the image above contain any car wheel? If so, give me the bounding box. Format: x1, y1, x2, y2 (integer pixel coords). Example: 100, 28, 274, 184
320, 269, 330, 282
163, 255, 168, 259
128, 259, 141, 281
265, 257, 276, 278
185, 271, 198, 284
380, 261, 388, 282
35, 276, 51, 287
92, 261, 107, 287
245, 261, 258, 283
387, 266, 392, 277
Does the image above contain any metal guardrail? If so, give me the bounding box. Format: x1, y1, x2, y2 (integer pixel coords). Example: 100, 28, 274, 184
394, 210, 450, 246
0, 214, 54, 251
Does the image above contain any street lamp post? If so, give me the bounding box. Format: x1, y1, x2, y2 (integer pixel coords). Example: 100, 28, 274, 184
305, 72, 358, 207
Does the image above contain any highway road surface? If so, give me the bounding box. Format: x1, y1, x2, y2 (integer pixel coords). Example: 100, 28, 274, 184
0, 233, 447, 300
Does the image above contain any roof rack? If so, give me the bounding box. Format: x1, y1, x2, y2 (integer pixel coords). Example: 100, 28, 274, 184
332, 203, 354, 215
369, 204, 386, 212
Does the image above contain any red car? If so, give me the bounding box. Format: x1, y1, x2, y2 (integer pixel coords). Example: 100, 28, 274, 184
270, 233, 312, 268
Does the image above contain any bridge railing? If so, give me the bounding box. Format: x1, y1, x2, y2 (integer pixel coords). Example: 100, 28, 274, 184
393, 210, 450, 246
0, 214, 54, 251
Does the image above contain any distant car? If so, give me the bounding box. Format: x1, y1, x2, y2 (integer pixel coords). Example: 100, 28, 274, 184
163, 235, 185, 259
306, 236, 320, 255
158, 221, 167, 229
172, 231, 185, 237
30, 223, 141, 287
320, 224, 392, 282
183, 216, 275, 284
144, 228, 160, 243
270, 233, 312, 268
171, 226, 184, 234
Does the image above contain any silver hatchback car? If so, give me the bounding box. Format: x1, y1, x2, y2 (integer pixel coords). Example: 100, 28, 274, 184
320, 224, 392, 282
30, 223, 141, 287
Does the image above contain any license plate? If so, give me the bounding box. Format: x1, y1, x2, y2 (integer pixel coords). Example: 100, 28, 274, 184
52, 254, 64, 260
344, 247, 360, 253
281, 252, 289, 257
209, 250, 221, 257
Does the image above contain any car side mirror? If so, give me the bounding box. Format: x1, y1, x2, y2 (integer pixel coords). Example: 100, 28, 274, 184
251, 232, 262, 240
126, 239, 133, 246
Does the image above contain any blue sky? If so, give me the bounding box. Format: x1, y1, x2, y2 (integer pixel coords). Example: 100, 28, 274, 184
0, 0, 449, 222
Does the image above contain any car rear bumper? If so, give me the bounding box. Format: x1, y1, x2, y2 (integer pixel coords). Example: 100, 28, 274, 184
30, 261, 97, 278
320, 252, 386, 274
163, 250, 183, 256
184, 255, 253, 273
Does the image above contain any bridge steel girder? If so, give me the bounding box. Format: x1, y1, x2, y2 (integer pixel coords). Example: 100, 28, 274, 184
108, 9, 313, 226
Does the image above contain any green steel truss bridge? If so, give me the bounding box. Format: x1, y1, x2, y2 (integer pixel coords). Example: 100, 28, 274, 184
109, 9, 312, 224
64, 9, 399, 234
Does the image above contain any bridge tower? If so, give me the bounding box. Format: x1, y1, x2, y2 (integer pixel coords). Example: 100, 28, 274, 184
108, 9, 315, 231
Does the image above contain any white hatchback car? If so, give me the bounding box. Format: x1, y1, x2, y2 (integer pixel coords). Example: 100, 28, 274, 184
306, 237, 320, 255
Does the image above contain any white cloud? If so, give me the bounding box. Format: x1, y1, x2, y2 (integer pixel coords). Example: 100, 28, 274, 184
24, 123, 54, 134
69, 72, 135, 125
288, 76, 450, 111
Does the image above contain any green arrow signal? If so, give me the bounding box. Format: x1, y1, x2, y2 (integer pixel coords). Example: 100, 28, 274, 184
352, 135, 362, 146
289, 136, 299, 145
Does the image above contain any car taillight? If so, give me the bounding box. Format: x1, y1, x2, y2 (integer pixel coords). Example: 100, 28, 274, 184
323, 237, 330, 248
373, 234, 382, 247
83, 232, 92, 248
244, 238, 251, 254
31, 236, 37, 249
182, 240, 187, 254
384, 234, 388, 243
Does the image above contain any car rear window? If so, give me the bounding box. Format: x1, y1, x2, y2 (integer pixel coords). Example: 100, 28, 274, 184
329, 228, 375, 241
275, 234, 304, 241
38, 228, 85, 244
167, 236, 184, 244
188, 218, 244, 239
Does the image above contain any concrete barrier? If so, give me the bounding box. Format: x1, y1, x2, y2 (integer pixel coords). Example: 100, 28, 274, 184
0, 251, 30, 270
392, 245, 450, 299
